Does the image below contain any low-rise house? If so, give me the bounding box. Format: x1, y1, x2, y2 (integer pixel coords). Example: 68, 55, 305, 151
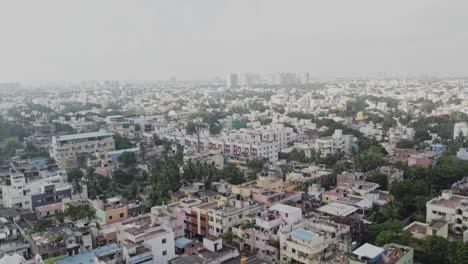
35, 202, 64, 218
0, 216, 30, 259
407, 151, 441, 168
350, 243, 413, 264
251, 187, 302, 207
56, 243, 121, 264
29, 225, 93, 259
403, 221, 448, 239
170, 236, 239, 264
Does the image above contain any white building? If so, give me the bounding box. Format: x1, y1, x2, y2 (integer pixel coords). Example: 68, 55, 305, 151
457, 148, 468, 160
255, 204, 302, 233
314, 129, 353, 157
387, 126, 415, 146
454, 122, 468, 139
426, 190, 468, 236
51, 131, 115, 169
121, 224, 175, 264
2, 172, 72, 210
279, 218, 351, 264
208, 198, 265, 237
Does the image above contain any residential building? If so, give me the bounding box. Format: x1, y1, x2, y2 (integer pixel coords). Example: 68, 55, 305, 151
426, 190, 468, 235
208, 197, 265, 237
279, 217, 351, 264
170, 236, 239, 264
50, 130, 115, 169
313, 129, 353, 156
350, 243, 413, 264
0, 216, 30, 259
121, 224, 175, 264
2, 172, 71, 210
91, 197, 129, 225
403, 221, 448, 239
454, 122, 468, 139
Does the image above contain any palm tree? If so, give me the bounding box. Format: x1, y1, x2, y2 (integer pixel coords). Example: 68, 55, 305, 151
85, 166, 96, 182
366, 203, 383, 223
87, 177, 101, 199
72, 179, 83, 195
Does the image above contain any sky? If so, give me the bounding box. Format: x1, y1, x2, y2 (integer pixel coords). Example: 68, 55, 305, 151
0, 0, 467, 82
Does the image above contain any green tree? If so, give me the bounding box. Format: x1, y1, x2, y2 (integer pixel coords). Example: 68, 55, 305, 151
420, 236, 449, 264
222, 163, 245, 184
0, 137, 22, 158
33, 219, 53, 232
367, 172, 388, 190
375, 230, 400, 246
67, 168, 83, 182
354, 145, 385, 172
113, 134, 134, 150
118, 152, 137, 167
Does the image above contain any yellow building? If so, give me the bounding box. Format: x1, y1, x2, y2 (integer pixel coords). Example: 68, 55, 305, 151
231, 182, 255, 198
91, 197, 129, 225
356, 111, 366, 121
256, 175, 284, 191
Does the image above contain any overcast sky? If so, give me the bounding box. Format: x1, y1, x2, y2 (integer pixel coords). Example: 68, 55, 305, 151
0, 0, 467, 82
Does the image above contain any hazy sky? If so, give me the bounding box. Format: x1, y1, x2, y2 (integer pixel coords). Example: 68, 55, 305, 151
0, 0, 467, 82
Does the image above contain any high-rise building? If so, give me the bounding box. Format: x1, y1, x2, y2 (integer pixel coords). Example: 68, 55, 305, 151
225, 73, 239, 88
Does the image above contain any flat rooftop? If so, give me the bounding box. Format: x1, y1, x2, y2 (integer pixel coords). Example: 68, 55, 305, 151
317, 201, 359, 217
55, 131, 113, 142
352, 243, 384, 260
291, 228, 319, 241
269, 203, 301, 215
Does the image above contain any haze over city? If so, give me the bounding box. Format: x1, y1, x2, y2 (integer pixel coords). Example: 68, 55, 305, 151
2, 1, 468, 264
1, 0, 468, 82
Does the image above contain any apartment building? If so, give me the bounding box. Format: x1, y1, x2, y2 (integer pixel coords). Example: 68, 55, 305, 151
172, 124, 296, 162
189, 201, 218, 237
279, 217, 351, 264
2, 172, 72, 210
387, 126, 415, 146
106, 115, 140, 139
313, 129, 353, 157
233, 204, 303, 262
91, 197, 129, 225
121, 224, 175, 264
50, 130, 115, 169
426, 190, 468, 235
208, 197, 265, 237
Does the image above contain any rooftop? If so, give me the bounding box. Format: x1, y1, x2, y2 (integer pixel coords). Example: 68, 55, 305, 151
352, 243, 384, 259
317, 201, 359, 217
291, 228, 319, 241
55, 131, 113, 142
56, 243, 120, 264
269, 203, 301, 215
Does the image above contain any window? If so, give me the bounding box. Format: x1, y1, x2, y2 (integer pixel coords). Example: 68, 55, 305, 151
108, 216, 113, 220
120, 213, 124, 218
162, 238, 166, 244
163, 250, 167, 256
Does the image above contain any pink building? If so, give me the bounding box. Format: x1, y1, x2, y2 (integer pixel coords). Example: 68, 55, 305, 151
251, 187, 302, 207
